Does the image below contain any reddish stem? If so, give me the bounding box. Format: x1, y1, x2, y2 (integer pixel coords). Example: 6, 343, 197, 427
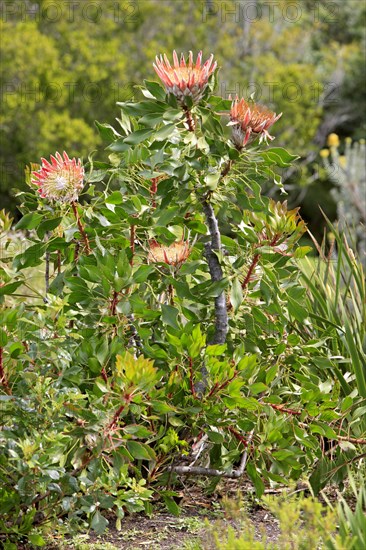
110, 290, 119, 316
73, 241, 80, 264
106, 395, 131, 432
184, 107, 195, 132
71, 201, 91, 255
241, 235, 279, 291
0, 347, 12, 395
242, 253, 260, 290
221, 160, 233, 178
100, 367, 108, 383
228, 426, 247, 447
168, 283, 174, 305
150, 178, 159, 208
270, 403, 301, 416
207, 371, 238, 398
270, 234, 279, 247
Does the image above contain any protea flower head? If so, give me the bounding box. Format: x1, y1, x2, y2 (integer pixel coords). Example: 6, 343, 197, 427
153, 50, 217, 106
229, 97, 282, 148
148, 239, 190, 267
31, 151, 84, 203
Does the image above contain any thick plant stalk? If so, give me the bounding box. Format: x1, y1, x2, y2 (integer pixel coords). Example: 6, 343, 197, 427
71, 201, 91, 255
170, 430, 254, 479
202, 198, 228, 344
183, 107, 195, 132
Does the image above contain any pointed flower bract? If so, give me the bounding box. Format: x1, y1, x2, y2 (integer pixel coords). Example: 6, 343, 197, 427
229, 97, 282, 148
153, 50, 217, 106
148, 240, 190, 267
31, 151, 84, 203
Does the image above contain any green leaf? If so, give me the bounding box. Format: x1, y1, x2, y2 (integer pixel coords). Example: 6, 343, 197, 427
163, 495, 180, 516
230, 278, 243, 313
262, 147, 299, 167
132, 265, 155, 283
0, 329, 8, 346
341, 396, 353, 412
246, 463, 265, 497
154, 122, 176, 141
90, 510, 109, 535
204, 171, 220, 190
206, 344, 227, 356
124, 128, 155, 145
13, 243, 46, 270
126, 441, 156, 460
0, 281, 23, 296
106, 191, 123, 205
287, 297, 308, 322
28, 534, 46, 547
95, 120, 121, 141
96, 336, 109, 365
124, 425, 154, 438
207, 430, 224, 444
272, 449, 294, 460
142, 80, 167, 101
37, 217, 63, 239
249, 382, 268, 395
309, 457, 331, 495
294, 246, 313, 259
15, 212, 44, 230
161, 304, 180, 330
187, 325, 205, 358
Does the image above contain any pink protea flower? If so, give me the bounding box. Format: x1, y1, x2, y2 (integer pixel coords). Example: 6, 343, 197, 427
148, 239, 190, 267
229, 97, 282, 148
153, 50, 217, 105
31, 151, 84, 203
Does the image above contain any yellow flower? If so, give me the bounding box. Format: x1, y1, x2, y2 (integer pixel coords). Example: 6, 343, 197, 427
320, 149, 330, 158
338, 155, 347, 168
327, 133, 339, 147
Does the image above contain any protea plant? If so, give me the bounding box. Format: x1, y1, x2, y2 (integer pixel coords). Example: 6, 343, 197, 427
229, 96, 282, 149
147, 239, 190, 267
31, 151, 84, 203
153, 50, 217, 106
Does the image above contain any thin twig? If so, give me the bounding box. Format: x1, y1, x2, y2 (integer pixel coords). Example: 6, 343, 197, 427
336, 435, 366, 445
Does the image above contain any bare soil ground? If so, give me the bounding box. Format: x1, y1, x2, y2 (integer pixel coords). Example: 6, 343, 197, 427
44, 480, 284, 549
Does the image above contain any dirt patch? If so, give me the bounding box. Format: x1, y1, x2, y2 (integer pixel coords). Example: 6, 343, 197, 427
44, 482, 282, 549
44, 506, 281, 549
